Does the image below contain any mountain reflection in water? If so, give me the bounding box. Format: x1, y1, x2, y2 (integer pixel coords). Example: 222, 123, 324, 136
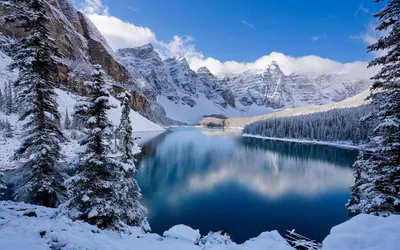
136, 127, 358, 243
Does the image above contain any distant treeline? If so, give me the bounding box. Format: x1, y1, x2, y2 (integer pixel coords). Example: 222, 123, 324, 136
243, 105, 376, 144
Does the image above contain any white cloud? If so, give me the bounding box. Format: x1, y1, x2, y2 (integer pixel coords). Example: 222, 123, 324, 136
350, 22, 388, 57
128, 6, 138, 12
190, 52, 375, 80
78, 0, 375, 80
355, 2, 369, 17
156, 35, 204, 61
80, 0, 108, 15
240, 20, 254, 28
86, 13, 157, 50
312, 36, 320, 41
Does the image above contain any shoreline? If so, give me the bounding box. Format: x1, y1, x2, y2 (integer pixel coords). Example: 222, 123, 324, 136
242, 133, 366, 150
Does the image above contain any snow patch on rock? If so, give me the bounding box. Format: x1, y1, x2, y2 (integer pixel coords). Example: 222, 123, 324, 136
163, 224, 201, 244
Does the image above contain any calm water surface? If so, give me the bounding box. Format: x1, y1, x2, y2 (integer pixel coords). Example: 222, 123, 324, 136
136, 127, 358, 243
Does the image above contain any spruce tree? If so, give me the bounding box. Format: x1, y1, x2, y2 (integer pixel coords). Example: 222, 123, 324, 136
7, 81, 13, 113
3, 118, 13, 138
64, 108, 71, 130
0, 171, 5, 199
68, 65, 133, 229
3, 84, 10, 115
4, 0, 66, 207
0, 88, 3, 112
346, 152, 366, 216
115, 91, 148, 228
355, 0, 400, 216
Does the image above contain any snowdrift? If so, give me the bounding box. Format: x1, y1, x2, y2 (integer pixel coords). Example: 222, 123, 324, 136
1, 201, 399, 250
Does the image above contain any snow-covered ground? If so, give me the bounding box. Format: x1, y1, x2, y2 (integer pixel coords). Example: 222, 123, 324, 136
202, 90, 371, 129
242, 134, 366, 150
0, 50, 164, 170
55, 88, 164, 133
0, 89, 164, 170
0, 201, 399, 250
157, 94, 275, 124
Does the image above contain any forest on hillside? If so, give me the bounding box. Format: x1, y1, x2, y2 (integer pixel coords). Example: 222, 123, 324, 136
243, 105, 377, 144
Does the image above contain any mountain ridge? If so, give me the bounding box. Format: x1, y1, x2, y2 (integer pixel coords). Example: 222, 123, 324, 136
116, 43, 371, 123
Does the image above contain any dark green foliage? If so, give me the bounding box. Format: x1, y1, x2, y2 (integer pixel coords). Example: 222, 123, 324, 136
3, 0, 66, 208
243, 105, 376, 144
348, 0, 400, 216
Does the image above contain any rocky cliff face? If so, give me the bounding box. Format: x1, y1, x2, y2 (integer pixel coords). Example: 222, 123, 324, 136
117, 44, 371, 120
0, 0, 177, 125
116, 44, 236, 110
0, 0, 372, 124
220, 62, 371, 109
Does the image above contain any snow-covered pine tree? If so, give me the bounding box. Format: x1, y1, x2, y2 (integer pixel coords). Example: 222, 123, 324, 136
0, 171, 5, 199
64, 108, 71, 130
3, 84, 10, 115
0, 88, 3, 112
3, 0, 66, 207
346, 152, 366, 216
357, 0, 400, 216
68, 65, 134, 229
115, 91, 148, 228
116, 92, 135, 160
7, 81, 13, 113
3, 118, 13, 138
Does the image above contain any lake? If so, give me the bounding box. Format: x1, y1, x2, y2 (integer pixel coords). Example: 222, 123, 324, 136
136, 127, 358, 243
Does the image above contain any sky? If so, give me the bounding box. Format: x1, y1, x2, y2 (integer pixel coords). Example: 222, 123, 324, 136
74, 0, 386, 79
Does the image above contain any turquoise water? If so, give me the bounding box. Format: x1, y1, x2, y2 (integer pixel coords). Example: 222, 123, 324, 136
136, 127, 358, 243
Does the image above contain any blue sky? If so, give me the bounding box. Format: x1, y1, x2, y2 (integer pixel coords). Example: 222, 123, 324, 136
98, 0, 381, 63
78, 0, 383, 78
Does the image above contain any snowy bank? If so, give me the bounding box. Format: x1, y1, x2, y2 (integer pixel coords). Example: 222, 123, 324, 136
55, 88, 164, 134
243, 134, 364, 151
322, 214, 400, 250
0, 90, 165, 170
1, 201, 400, 250
0, 201, 293, 250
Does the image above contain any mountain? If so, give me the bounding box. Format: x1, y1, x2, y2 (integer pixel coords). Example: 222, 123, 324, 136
116, 45, 236, 109
0, 0, 176, 125
200, 89, 371, 129
220, 62, 371, 109
0, 0, 371, 125
117, 44, 371, 123
116, 45, 240, 123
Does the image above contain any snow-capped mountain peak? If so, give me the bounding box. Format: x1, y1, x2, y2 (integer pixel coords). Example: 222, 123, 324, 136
116, 43, 371, 123
266, 61, 281, 72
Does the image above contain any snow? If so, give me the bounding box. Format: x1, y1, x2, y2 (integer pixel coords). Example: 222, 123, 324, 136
55, 88, 164, 133
206, 89, 372, 129
0, 58, 164, 171
1, 201, 399, 250
0, 201, 292, 250
157, 94, 274, 124
321, 214, 400, 250
163, 224, 200, 244
88, 208, 98, 218
242, 134, 366, 150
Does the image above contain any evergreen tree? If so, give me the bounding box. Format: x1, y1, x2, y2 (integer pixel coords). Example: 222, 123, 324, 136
7, 81, 13, 113
4, 0, 66, 207
64, 108, 71, 130
68, 65, 138, 229
3, 118, 13, 138
243, 105, 376, 144
3, 84, 10, 115
0, 171, 5, 199
346, 152, 366, 216
115, 91, 148, 228
0, 88, 3, 112
354, 0, 400, 216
